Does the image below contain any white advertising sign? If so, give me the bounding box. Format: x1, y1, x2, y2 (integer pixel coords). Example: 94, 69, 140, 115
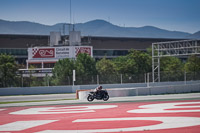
55, 47, 71, 58
28, 46, 93, 60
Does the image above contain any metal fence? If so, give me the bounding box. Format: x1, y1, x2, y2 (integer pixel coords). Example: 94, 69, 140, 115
11, 71, 200, 87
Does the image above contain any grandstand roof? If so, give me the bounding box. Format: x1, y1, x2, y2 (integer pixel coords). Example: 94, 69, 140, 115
0, 34, 179, 50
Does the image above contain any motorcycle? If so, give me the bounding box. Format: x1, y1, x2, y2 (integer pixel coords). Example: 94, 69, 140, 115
87, 89, 109, 102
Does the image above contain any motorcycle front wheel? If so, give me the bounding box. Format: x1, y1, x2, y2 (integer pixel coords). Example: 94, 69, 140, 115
87, 95, 94, 102
103, 94, 109, 101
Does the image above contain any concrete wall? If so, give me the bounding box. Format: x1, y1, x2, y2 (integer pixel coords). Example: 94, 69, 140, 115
0, 86, 72, 96
78, 83, 200, 100
0, 83, 146, 96
0, 81, 199, 96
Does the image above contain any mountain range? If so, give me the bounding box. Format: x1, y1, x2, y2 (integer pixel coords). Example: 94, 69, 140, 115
0, 19, 200, 39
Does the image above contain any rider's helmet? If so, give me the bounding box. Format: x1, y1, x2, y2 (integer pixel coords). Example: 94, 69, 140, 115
99, 86, 102, 90
96, 85, 102, 91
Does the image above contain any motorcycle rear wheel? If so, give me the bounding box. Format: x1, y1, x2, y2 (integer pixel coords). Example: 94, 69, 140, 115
87, 95, 94, 102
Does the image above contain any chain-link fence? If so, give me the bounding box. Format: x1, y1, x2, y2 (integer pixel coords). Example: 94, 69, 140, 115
10, 71, 200, 87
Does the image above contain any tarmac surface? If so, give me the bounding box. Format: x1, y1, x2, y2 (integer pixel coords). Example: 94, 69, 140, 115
0, 93, 200, 133
0, 93, 200, 107
0, 93, 76, 102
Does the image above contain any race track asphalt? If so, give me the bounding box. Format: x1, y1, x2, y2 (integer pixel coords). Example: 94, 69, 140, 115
1, 94, 200, 133
0, 93, 200, 107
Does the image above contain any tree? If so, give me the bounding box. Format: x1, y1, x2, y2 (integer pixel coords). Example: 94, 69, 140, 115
75, 53, 97, 76
113, 56, 127, 74
184, 55, 200, 80
160, 56, 183, 72
52, 53, 97, 85
96, 57, 118, 84
75, 53, 97, 84
146, 47, 153, 56
184, 55, 200, 73
126, 49, 151, 75
0, 54, 18, 87
113, 49, 152, 75
52, 58, 75, 85
96, 57, 116, 75
160, 56, 184, 81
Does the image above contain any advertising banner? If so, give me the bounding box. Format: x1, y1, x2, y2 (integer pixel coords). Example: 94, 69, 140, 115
28, 46, 93, 60
32, 48, 55, 58
55, 47, 71, 58
75, 46, 92, 57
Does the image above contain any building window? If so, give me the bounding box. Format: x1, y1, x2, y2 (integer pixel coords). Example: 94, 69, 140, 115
93, 50, 128, 57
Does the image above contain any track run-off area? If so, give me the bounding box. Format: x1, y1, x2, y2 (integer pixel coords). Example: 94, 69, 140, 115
0, 95, 200, 133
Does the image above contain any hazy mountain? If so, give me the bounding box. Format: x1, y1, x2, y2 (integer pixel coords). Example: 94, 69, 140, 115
75, 20, 191, 38
0, 19, 197, 39
188, 31, 200, 39
0, 19, 63, 35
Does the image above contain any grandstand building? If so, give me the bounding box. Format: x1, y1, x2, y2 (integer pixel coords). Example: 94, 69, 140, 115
0, 33, 183, 77
0, 34, 179, 66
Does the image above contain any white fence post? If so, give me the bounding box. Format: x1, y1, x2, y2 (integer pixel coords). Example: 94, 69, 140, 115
97, 75, 99, 85
147, 73, 150, 87
21, 74, 23, 87
121, 74, 123, 84
47, 75, 49, 87
184, 71, 187, 85
73, 70, 75, 86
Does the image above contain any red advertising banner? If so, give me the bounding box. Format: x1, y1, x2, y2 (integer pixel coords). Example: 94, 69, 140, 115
32, 48, 55, 58
75, 47, 91, 57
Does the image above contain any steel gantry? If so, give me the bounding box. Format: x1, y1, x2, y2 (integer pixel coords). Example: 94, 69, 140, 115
152, 39, 200, 83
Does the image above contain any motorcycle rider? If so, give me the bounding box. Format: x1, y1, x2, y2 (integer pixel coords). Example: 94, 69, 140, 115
87, 85, 109, 101
93, 85, 103, 95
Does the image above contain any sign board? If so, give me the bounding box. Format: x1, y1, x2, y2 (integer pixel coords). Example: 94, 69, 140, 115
28, 46, 93, 60
31, 48, 55, 58
55, 47, 71, 58
75, 47, 92, 57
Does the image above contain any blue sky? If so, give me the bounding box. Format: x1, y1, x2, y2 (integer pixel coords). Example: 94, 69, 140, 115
0, 0, 200, 33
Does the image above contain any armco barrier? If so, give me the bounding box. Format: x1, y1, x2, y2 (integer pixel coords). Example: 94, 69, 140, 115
0, 81, 199, 96
0, 83, 146, 96
0, 86, 72, 96
78, 83, 200, 100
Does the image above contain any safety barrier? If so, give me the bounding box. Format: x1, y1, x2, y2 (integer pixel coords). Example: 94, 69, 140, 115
78, 83, 200, 100
0, 81, 199, 96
